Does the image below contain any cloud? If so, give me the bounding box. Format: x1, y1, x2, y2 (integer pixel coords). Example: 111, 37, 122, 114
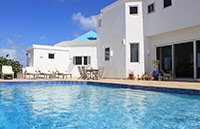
72, 12, 97, 31
73, 33, 80, 38
6, 38, 15, 49
0, 49, 16, 59
5, 38, 27, 67
15, 33, 23, 39
39, 35, 47, 40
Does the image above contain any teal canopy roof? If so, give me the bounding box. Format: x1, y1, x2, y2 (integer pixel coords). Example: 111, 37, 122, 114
72, 31, 97, 41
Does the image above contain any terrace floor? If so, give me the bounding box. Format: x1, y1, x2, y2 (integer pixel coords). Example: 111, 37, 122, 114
0, 78, 200, 90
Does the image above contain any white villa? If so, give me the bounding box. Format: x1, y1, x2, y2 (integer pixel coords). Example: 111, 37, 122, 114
27, 0, 200, 80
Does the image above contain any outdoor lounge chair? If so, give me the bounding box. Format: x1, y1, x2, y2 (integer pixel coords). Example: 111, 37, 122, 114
1, 66, 14, 79
160, 70, 175, 80
39, 69, 55, 79
24, 67, 40, 79
56, 68, 72, 79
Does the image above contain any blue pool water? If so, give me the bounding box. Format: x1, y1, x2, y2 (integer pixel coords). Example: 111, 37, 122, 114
0, 82, 200, 129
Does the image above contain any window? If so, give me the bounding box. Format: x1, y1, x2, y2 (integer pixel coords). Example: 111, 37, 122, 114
130, 6, 138, 15
98, 19, 102, 28
48, 53, 55, 59
105, 47, 110, 61
164, 0, 172, 8
130, 43, 139, 62
84, 56, 91, 65
74, 57, 82, 65
73, 56, 91, 65
148, 3, 155, 14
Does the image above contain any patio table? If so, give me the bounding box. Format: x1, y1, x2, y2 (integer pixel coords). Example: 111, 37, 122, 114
86, 69, 99, 80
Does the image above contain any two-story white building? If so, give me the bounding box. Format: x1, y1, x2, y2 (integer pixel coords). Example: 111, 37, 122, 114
97, 0, 200, 80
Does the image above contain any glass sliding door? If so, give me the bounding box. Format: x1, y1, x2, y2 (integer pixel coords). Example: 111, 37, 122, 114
197, 40, 200, 78
156, 46, 172, 73
174, 42, 194, 78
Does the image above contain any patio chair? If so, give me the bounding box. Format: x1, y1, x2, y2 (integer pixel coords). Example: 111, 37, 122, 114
56, 68, 72, 79
81, 66, 90, 80
78, 66, 84, 79
1, 66, 14, 79
94, 67, 104, 80
24, 67, 40, 79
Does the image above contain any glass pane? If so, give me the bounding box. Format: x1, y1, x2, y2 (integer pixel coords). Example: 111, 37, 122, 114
164, 0, 172, 8
175, 42, 194, 78
197, 41, 200, 78
76, 57, 82, 65
48, 54, 55, 59
156, 46, 172, 72
148, 4, 154, 13
84, 57, 88, 65
130, 7, 138, 14
105, 48, 110, 61
130, 44, 139, 62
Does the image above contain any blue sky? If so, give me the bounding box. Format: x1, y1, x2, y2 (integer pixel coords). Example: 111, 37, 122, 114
0, 0, 116, 48
0, 0, 116, 65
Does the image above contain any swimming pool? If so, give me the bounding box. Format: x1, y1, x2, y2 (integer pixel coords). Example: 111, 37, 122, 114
0, 81, 200, 128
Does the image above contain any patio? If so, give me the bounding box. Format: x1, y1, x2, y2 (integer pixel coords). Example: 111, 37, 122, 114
0, 78, 200, 91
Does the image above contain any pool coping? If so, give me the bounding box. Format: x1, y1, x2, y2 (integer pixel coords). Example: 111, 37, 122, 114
0, 79, 200, 96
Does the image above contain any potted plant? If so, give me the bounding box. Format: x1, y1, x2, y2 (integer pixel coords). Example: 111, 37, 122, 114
128, 70, 135, 80
152, 59, 160, 80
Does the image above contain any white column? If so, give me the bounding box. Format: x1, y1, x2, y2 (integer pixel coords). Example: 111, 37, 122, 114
194, 40, 197, 79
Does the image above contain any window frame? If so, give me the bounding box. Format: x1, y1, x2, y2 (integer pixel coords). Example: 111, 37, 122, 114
73, 56, 91, 65
48, 53, 55, 59
105, 47, 110, 61
163, 0, 172, 8
130, 43, 139, 63
148, 2, 155, 14
129, 6, 138, 15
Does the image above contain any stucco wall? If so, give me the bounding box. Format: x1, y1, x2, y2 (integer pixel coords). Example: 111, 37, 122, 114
33, 48, 70, 71
143, 0, 200, 36
97, 2, 126, 78
125, 1, 145, 77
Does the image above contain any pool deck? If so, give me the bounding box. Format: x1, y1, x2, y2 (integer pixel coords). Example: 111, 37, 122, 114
0, 78, 200, 90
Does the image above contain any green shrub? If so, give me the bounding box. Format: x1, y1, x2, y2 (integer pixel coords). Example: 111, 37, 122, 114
0, 57, 23, 78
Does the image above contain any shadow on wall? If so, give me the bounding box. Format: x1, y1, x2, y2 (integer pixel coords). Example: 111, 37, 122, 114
68, 60, 75, 72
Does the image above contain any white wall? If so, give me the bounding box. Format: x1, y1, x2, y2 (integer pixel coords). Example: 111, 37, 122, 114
143, 0, 200, 36
125, 1, 145, 77
69, 47, 97, 77
97, 2, 127, 78
32, 48, 70, 71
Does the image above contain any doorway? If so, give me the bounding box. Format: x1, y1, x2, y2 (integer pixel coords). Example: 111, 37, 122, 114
156, 46, 172, 73
174, 42, 194, 78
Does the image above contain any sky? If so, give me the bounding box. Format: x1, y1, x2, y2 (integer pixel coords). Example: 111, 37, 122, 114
0, 0, 116, 65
